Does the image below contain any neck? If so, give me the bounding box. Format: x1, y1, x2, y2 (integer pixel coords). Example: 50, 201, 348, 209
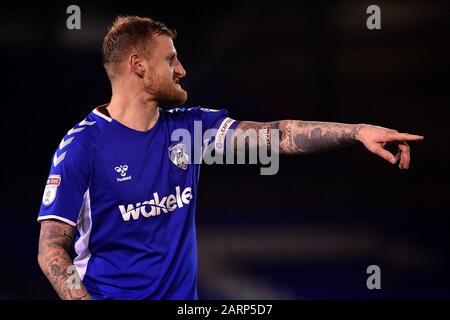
106, 87, 159, 132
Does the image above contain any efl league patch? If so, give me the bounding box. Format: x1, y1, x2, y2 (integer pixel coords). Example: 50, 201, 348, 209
42, 174, 61, 206
168, 143, 189, 170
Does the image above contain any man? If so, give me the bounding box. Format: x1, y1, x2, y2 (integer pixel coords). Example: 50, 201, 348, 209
37, 16, 423, 300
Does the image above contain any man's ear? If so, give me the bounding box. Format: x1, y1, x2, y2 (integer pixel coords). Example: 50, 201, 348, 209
129, 54, 145, 77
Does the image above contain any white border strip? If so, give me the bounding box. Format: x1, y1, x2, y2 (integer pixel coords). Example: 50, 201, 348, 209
93, 107, 112, 122
74, 189, 93, 281
37, 215, 77, 227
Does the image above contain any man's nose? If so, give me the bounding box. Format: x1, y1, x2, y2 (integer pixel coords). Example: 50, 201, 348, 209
175, 62, 186, 78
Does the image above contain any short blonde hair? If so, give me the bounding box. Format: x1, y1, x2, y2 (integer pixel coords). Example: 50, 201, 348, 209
102, 16, 176, 80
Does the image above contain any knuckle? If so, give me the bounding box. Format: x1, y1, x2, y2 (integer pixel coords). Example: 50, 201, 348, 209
371, 146, 380, 154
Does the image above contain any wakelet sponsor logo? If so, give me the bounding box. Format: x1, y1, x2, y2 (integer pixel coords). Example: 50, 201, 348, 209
118, 186, 193, 221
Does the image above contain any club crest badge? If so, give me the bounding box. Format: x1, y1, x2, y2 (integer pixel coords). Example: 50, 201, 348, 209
42, 174, 61, 206
169, 143, 189, 170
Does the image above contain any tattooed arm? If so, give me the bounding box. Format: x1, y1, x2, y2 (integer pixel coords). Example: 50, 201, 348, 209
233, 120, 424, 169
37, 220, 92, 300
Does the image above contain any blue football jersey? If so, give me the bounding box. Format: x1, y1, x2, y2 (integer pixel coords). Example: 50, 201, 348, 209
37, 105, 239, 300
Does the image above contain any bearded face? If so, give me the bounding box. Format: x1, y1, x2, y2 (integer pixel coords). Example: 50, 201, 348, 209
143, 66, 187, 106
142, 35, 188, 106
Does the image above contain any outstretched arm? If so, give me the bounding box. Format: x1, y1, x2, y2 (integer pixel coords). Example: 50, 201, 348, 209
38, 220, 92, 300
233, 120, 424, 169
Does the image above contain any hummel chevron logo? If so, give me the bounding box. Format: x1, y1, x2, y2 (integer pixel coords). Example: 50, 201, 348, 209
79, 119, 96, 126
52, 118, 96, 167
53, 151, 67, 167
68, 127, 85, 135
59, 136, 74, 150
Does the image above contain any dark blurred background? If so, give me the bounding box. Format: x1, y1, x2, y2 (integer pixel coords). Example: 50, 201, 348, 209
1, 0, 449, 299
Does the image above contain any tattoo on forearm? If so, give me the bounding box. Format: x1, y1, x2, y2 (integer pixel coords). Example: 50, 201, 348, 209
38, 221, 91, 300
281, 120, 363, 154
285, 123, 295, 151
233, 121, 281, 152
235, 120, 363, 155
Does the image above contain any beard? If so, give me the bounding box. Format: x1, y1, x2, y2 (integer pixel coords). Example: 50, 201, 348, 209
144, 71, 188, 106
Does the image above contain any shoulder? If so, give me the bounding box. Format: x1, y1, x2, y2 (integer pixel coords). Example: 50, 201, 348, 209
161, 106, 200, 119
53, 109, 110, 163
161, 106, 228, 121
71, 111, 110, 147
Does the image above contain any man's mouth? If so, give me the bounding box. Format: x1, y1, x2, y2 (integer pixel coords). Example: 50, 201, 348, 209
174, 79, 184, 89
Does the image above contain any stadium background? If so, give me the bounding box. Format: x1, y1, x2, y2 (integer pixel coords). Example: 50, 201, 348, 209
0, 1, 449, 299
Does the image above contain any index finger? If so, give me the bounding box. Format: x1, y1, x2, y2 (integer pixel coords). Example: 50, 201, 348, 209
385, 133, 424, 142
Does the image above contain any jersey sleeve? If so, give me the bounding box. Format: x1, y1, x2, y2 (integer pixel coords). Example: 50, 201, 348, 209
37, 139, 90, 226
195, 107, 240, 153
